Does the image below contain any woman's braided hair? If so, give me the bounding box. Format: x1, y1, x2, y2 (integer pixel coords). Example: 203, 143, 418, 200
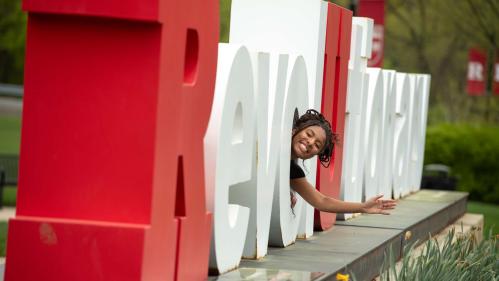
293, 109, 339, 168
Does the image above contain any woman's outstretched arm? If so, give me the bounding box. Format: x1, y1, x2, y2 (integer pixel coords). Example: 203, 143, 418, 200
290, 177, 397, 214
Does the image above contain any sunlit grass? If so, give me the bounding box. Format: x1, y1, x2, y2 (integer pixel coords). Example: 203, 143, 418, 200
0, 222, 7, 257
2, 186, 16, 207
0, 116, 21, 154
467, 201, 498, 236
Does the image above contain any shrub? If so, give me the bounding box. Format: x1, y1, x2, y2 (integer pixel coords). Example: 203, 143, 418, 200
379, 229, 498, 281
424, 124, 499, 204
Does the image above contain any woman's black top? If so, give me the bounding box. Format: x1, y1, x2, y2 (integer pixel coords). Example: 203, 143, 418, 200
290, 160, 305, 179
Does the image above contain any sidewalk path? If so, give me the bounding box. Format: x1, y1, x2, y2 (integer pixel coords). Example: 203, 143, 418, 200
0, 207, 14, 276
0, 97, 22, 117
0, 207, 15, 222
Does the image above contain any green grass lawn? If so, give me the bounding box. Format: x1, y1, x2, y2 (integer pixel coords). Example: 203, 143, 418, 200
0, 116, 21, 154
0, 116, 20, 207
0, 187, 15, 257
3, 186, 17, 207
0, 116, 19, 256
467, 201, 498, 237
0, 222, 7, 257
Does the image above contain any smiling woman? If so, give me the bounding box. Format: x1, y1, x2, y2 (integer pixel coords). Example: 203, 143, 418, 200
291, 116, 331, 162
290, 109, 397, 215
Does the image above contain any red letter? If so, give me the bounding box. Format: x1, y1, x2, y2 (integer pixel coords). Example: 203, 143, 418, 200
5, 1, 218, 280
315, 3, 352, 230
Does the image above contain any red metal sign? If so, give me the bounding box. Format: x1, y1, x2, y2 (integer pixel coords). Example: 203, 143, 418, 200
467, 48, 487, 96
316, 3, 352, 231
6, 0, 218, 280
357, 0, 385, 67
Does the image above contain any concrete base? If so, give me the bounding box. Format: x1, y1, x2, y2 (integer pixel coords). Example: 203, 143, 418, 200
0, 97, 22, 117
210, 190, 468, 281
0, 190, 469, 281
336, 190, 468, 249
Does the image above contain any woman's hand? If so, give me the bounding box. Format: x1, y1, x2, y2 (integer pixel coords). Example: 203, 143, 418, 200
362, 195, 397, 215
290, 191, 297, 209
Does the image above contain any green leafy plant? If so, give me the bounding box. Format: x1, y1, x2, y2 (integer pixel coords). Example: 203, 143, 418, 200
0, 0, 26, 84
379, 229, 498, 281
424, 123, 499, 204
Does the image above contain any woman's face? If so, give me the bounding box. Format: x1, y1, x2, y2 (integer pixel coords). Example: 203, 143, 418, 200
291, 125, 326, 160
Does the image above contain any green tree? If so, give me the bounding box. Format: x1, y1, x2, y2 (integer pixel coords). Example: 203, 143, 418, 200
0, 0, 26, 84
385, 0, 499, 124
220, 0, 231, 43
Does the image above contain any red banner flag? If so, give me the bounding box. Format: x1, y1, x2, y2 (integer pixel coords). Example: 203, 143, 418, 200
357, 0, 385, 67
467, 48, 487, 96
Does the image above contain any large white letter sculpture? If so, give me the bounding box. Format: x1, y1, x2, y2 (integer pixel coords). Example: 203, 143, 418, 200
228, 52, 289, 259
406, 74, 421, 193
409, 75, 431, 192
203, 1, 433, 274
378, 70, 397, 198
229, 0, 327, 254
204, 44, 256, 273
392, 73, 411, 199
340, 18, 373, 219
363, 68, 384, 199
269, 55, 309, 246
248, 53, 287, 256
